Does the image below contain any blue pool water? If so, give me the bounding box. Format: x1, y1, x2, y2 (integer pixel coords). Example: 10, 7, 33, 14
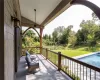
78, 52, 100, 68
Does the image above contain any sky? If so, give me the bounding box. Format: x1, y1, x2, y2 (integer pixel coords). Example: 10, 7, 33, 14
22, 0, 100, 35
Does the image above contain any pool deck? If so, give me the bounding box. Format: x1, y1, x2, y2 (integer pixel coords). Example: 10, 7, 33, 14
16, 54, 72, 80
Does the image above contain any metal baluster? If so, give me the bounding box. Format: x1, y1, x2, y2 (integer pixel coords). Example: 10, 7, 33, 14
51, 52, 52, 61
50, 52, 51, 59
42, 49, 43, 55
94, 71, 96, 80
54, 54, 55, 64
67, 59, 69, 74
80, 64, 81, 80
77, 63, 78, 80
70, 60, 71, 76
55, 54, 57, 65
52, 52, 53, 62
74, 62, 76, 79
45, 49, 46, 57
90, 69, 91, 80
65, 58, 66, 71
49, 51, 50, 59
44, 49, 45, 57
86, 67, 87, 80
68, 59, 69, 74
99, 72, 100, 80
83, 66, 84, 80
72, 61, 73, 78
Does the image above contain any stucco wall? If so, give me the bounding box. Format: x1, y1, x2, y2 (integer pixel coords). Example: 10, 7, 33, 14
4, 0, 15, 80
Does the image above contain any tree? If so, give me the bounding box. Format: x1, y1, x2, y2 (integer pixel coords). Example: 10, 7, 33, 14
52, 30, 58, 43
43, 34, 49, 40
94, 30, 100, 41
68, 31, 77, 47
24, 30, 35, 38
48, 35, 52, 40
58, 25, 73, 45
92, 12, 99, 22
22, 30, 39, 48
79, 18, 100, 47
52, 26, 65, 44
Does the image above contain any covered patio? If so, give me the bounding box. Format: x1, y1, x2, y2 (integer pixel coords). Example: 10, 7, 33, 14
0, 0, 100, 80
19, 0, 100, 80
17, 47, 100, 80
16, 54, 71, 80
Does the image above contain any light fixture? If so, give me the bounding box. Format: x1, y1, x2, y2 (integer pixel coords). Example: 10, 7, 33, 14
34, 9, 36, 27
11, 16, 20, 27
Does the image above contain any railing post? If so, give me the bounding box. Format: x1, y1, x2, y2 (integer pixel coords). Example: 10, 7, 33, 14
58, 52, 61, 71
40, 47, 42, 54
46, 48, 48, 59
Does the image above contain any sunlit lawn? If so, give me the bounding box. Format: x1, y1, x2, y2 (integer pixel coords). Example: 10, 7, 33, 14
53, 49, 91, 57
48, 44, 100, 57
53, 46, 98, 57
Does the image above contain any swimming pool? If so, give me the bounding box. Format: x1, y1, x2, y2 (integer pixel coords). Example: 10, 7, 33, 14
78, 52, 100, 68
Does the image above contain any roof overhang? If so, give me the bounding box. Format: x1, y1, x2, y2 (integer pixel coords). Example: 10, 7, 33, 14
19, 0, 72, 28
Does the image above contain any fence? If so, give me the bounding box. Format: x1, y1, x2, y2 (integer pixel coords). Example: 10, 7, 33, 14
41, 47, 100, 80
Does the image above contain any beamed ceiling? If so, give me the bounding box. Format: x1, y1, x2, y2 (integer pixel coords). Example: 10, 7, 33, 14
19, 0, 72, 28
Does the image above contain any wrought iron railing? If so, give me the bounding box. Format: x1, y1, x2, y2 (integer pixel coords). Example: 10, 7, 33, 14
41, 47, 100, 80
22, 47, 100, 80
42, 48, 46, 57
47, 49, 58, 66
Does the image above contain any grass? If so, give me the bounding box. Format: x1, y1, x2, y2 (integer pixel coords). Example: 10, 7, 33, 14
43, 45, 100, 80
42, 45, 100, 80
54, 49, 91, 57
44, 44, 100, 57
53, 45, 100, 57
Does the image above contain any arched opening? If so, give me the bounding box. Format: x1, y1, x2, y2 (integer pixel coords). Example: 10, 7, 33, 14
22, 27, 41, 54
71, 0, 100, 19
22, 27, 40, 38
43, 0, 100, 54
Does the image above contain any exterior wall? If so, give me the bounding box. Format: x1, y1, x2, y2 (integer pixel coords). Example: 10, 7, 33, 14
4, 0, 15, 80
0, 0, 4, 80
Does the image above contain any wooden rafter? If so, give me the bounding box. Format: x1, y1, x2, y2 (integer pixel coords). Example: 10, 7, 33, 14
21, 16, 41, 28
41, 0, 71, 26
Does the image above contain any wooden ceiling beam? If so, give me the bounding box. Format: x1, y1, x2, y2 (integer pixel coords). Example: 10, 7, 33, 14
41, 0, 72, 26
21, 16, 41, 28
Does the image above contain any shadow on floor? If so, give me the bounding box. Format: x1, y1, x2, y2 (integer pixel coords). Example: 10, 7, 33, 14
16, 55, 71, 80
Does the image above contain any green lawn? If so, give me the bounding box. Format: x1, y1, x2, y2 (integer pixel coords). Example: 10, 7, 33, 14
53, 49, 91, 57
45, 44, 100, 57
52, 44, 100, 57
